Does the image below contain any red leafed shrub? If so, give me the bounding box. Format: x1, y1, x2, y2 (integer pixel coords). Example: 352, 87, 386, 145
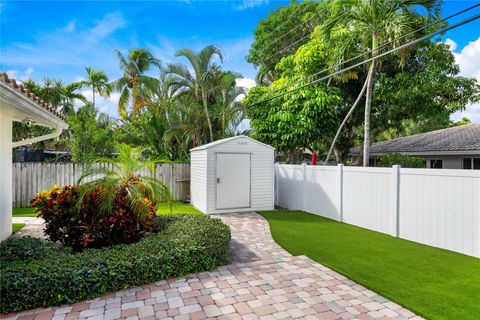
32, 178, 156, 251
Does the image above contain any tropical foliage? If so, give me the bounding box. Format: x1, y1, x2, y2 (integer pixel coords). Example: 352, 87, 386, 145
12, 1, 480, 165
376, 153, 425, 168
245, 0, 480, 164
32, 144, 171, 251
14, 45, 245, 161
0, 215, 230, 313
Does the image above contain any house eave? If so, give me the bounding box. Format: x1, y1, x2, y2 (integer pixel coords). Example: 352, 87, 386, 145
366, 150, 480, 157
0, 81, 68, 130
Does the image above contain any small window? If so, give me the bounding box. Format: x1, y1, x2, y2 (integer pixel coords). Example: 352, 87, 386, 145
463, 158, 472, 169
474, 158, 480, 170
369, 158, 376, 167
430, 159, 443, 169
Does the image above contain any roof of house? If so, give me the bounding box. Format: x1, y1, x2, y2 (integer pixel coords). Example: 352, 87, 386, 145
0, 72, 65, 121
350, 124, 480, 155
190, 135, 275, 151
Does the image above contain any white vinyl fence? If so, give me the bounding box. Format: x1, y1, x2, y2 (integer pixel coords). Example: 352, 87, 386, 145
275, 164, 480, 258
12, 162, 190, 208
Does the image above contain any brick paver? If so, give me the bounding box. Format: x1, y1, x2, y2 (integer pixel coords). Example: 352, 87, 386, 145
2, 212, 421, 319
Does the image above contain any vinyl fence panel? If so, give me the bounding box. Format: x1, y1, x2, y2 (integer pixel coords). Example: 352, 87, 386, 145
275, 164, 480, 258
12, 162, 190, 208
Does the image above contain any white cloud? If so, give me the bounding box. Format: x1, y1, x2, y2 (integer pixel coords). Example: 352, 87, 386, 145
74, 90, 121, 118
448, 37, 480, 123
235, 0, 269, 11
6, 67, 34, 80
64, 20, 77, 32
1, 12, 127, 70
236, 77, 256, 89
444, 38, 457, 51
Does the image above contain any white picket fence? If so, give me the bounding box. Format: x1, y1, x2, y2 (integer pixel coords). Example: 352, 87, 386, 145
12, 162, 190, 208
275, 164, 480, 258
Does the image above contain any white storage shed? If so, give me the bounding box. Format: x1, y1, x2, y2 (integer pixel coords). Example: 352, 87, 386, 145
190, 135, 275, 214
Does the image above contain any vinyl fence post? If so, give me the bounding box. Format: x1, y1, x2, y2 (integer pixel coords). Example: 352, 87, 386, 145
274, 162, 279, 207
338, 164, 344, 222
390, 165, 401, 237
303, 162, 307, 212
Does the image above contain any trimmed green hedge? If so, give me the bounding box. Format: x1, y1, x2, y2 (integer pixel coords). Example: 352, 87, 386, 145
0, 215, 230, 313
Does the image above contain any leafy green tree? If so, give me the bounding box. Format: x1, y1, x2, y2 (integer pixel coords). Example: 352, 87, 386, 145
68, 103, 115, 162
322, 0, 440, 165
372, 42, 479, 141
113, 48, 161, 118
451, 117, 471, 127
247, 0, 322, 83
377, 153, 425, 168
115, 112, 172, 160
82, 67, 111, 108
244, 77, 341, 162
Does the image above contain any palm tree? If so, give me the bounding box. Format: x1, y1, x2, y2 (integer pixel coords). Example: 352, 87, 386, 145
59, 82, 87, 117
323, 0, 438, 166
77, 144, 171, 218
82, 67, 111, 108
214, 71, 246, 137
113, 49, 161, 118
166, 45, 224, 142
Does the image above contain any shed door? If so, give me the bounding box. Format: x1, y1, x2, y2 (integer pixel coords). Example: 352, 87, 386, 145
216, 153, 251, 209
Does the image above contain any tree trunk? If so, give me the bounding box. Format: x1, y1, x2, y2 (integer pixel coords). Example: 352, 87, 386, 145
363, 60, 376, 167
324, 77, 369, 165
202, 93, 214, 142
363, 33, 378, 167
333, 146, 341, 164
92, 87, 96, 108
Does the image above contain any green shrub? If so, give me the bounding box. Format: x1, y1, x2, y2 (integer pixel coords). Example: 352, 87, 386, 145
0, 215, 230, 313
376, 153, 425, 168
32, 181, 156, 251
0, 236, 68, 265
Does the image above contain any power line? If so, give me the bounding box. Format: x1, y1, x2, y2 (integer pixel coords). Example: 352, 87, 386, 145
255, 1, 329, 67
247, 12, 480, 108
262, 2, 480, 96
257, 1, 313, 50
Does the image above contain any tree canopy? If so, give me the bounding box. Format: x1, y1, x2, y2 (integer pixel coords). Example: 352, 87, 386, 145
245, 0, 479, 163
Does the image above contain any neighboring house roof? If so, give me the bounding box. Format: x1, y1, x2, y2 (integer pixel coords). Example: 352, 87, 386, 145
350, 124, 480, 156
0, 72, 65, 121
190, 135, 275, 151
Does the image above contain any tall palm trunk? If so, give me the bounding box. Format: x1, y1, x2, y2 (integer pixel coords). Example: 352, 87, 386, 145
363, 33, 378, 167
324, 77, 369, 164
221, 90, 227, 134
202, 92, 214, 142
92, 87, 96, 108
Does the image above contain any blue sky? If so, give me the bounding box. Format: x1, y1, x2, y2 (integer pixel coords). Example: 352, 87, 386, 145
1, 0, 479, 120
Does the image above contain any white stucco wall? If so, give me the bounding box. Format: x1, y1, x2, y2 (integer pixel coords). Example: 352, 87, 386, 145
0, 114, 13, 241
424, 155, 465, 169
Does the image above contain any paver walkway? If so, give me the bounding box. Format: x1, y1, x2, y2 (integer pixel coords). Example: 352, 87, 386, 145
12, 217, 46, 239
4, 212, 421, 320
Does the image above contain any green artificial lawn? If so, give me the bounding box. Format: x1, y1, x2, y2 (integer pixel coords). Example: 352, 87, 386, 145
12, 207, 37, 217
12, 223, 25, 233
259, 210, 480, 320
156, 201, 202, 215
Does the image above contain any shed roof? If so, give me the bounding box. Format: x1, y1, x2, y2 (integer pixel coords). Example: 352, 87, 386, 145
350, 124, 480, 156
0, 72, 66, 121
190, 135, 275, 151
